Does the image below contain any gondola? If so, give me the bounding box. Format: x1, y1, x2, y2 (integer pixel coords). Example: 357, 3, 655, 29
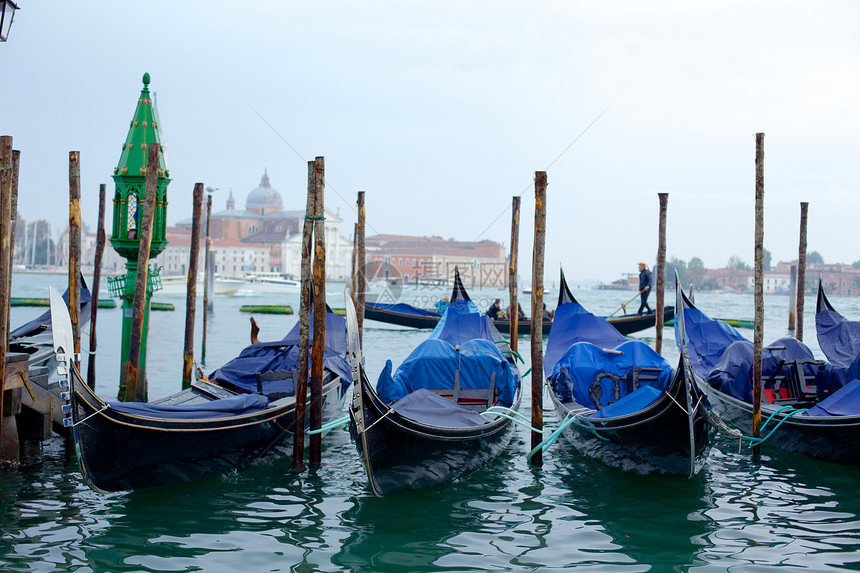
51, 288, 351, 492
364, 299, 674, 336
348, 269, 522, 496
541, 270, 713, 476
677, 282, 860, 465
816, 279, 860, 370
9, 276, 92, 376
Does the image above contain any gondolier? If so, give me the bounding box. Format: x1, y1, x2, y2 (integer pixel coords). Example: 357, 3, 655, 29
637, 262, 652, 315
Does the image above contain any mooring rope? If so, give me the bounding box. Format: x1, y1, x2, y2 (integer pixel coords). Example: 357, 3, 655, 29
307, 415, 350, 435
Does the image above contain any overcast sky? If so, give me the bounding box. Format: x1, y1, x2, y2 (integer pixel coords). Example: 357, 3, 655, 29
3, 1, 860, 283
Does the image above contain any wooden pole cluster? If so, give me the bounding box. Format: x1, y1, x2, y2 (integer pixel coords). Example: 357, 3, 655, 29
509, 196, 520, 352
655, 193, 668, 354
356, 191, 366, 345
529, 171, 547, 466
87, 184, 107, 389
752, 133, 765, 461
123, 143, 160, 402
182, 183, 204, 388
309, 156, 326, 467
0, 136, 14, 451
796, 202, 809, 342
201, 193, 212, 365
68, 152, 82, 373
293, 161, 316, 470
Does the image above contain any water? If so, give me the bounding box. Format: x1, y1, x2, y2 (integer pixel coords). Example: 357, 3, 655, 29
4, 272, 860, 571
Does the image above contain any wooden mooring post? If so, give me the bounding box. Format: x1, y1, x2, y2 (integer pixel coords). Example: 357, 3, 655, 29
293, 161, 316, 470
529, 171, 547, 466
68, 152, 82, 373
0, 136, 14, 456
183, 183, 204, 388
310, 156, 326, 467
509, 196, 520, 351
356, 191, 366, 345
123, 143, 160, 403
655, 193, 668, 354
87, 184, 107, 389
788, 264, 797, 331
796, 202, 809, 342
201, 192, 213, 366
752, 133, 765, 461
8, 150, 19, 336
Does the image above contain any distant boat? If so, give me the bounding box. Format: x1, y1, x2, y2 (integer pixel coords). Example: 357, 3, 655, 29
363, 300, 674, 337
158, 274, 246, 296
522, 287, 549, 295
243, 274, 300, 294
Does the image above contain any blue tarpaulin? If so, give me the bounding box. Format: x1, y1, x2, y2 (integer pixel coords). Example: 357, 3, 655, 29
376, 299, 519, 406
366, 301, 440, 317
107, 393, 269, 419
805, 379, 860, 417
549, 339, 672, 412
544, 301, 627, 378
390, 388, 489, 427
816, 308, 860, 369
210, 311, 351, 396
706, 337, 826, 402
675, 305, 747, 379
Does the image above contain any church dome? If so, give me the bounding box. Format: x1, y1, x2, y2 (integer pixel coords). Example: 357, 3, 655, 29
246, 170, 283, 213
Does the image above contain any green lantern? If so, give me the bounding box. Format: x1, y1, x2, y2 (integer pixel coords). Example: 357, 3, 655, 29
110, 72, 170, 260
108, 72, 171, 401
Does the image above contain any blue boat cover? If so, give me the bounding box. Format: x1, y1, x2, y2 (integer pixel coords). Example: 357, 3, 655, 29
390, 388, 489, 427
816, 308, 860, 369
376, 299, 519, 406
549, 339, 672, 412
706, 337, 825, 402
805, 379, 860, 417
430, 299, 495, 346
544, 301, 627, 377
107, 393, 269, 420
209, 311, 351, 395
589, 384, 664, 419
367, 301, 440, 318
675, 305, 746, 379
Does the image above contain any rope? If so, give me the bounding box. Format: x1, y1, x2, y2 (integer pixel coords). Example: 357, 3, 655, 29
307, 415, 350, 435
305, 215, 326, 221
72, 403, 110, 427
743, 407, 809, 448
479, 406, 544, 433
362, 406, 394, 434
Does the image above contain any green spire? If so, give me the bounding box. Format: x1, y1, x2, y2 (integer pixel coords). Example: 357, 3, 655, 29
114, 72, 169, 178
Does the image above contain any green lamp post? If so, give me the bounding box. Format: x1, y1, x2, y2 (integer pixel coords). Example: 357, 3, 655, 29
108, 72, 170, 400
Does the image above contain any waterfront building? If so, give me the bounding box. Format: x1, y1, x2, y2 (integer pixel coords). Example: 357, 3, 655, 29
364, 234, 507, 287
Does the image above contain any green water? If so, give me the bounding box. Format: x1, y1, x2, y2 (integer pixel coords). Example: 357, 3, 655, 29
3, 273, 860, 572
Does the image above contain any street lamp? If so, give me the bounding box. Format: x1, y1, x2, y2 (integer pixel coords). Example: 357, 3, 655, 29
0, 1, 19, 42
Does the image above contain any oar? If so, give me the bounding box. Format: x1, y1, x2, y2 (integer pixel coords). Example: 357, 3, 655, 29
608, 292, 641, 317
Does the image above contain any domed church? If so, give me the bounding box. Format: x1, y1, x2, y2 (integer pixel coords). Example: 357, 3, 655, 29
173, 170, 350, 279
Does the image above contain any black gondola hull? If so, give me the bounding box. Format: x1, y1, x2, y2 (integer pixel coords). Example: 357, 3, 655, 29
547, 362, 714, 477
364, 303, 674, 337
70, 375, 347, 492
349, 373, 521, 496
700, 383, 860, 465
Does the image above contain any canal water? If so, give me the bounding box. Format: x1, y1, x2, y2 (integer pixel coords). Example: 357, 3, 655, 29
3, 272, 860, 571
